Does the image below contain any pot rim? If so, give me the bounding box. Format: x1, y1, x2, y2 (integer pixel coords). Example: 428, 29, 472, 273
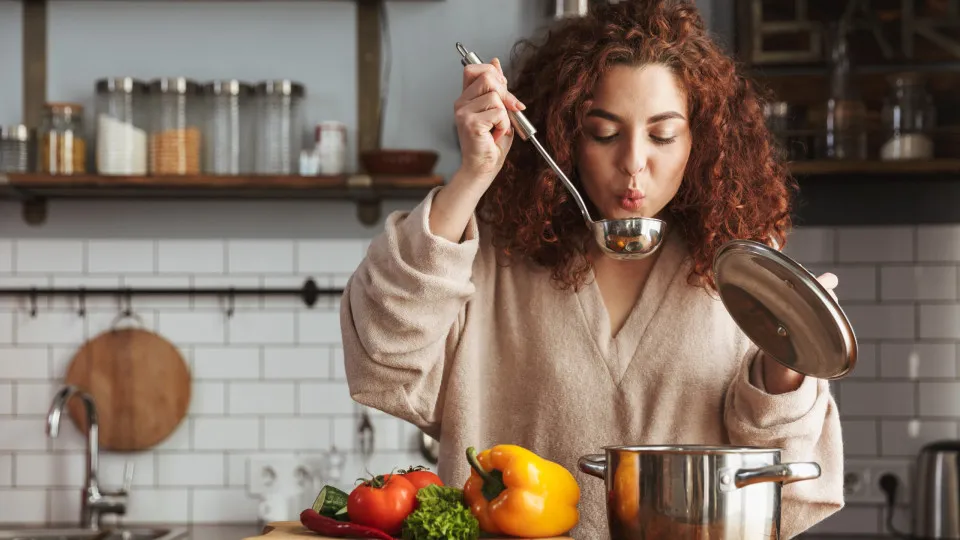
600, 444, 779, 455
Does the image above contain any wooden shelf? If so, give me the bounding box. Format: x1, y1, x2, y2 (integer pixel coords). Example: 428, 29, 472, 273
0, 173, 444, 226
786, 160, 960, 226
789, 159, 960, 176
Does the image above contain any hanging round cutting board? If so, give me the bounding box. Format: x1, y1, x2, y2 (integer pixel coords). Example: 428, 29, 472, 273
713, 239, 858, 380
64, 318, 191, 451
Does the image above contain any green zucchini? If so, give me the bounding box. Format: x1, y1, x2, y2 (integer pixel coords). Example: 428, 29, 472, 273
312, 485, 349, 518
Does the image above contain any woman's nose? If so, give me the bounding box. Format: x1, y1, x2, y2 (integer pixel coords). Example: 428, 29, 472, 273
619, 136, 648, 177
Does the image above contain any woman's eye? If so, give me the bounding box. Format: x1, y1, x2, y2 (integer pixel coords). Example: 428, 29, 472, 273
651, 134, 676, 145
591, 133, 618, 143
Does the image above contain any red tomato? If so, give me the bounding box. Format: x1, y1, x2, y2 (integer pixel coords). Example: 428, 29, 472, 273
347, 474, 417, 535
401, 469, 443, 490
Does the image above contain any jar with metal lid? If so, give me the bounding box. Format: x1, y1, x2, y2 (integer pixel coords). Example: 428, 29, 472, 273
148, 77, 202, 175
0, 125, 33, 173
202, 80, 254, 175
254, 80, 305, 174
881, 72, 936, 160
38, 103, 86, 174
95, 77, 148, 175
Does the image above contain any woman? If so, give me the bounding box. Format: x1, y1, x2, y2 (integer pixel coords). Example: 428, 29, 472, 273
340, 0, 844, 537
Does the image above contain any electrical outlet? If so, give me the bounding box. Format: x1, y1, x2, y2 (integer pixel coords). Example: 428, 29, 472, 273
297, 455, 327, 487
248, 457, 298, 497
843, 459, 913, 505
874, 462, 912, 508
296, 457, 326, 500
843, 462, 873, 503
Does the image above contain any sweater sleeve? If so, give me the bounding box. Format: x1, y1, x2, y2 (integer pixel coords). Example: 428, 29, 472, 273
340, 187, 480, 437
723, 346, 845, 539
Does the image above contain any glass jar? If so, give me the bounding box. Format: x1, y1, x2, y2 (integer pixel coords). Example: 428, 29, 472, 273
254, 80, 305, 174
95, 77, 148, 175
819, 22, 868, 160
881, 72, 936, 161
38, 103, 86, 174
315, 121, 347, 175
148, 77, 202, 175
203, 80, 254, 175
0, 125, 33, 173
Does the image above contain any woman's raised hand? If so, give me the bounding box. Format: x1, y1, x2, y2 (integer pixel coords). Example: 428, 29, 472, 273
453, 57, 526, 190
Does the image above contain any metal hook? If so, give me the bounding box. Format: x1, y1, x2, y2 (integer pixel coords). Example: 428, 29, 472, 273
122, 290, 133, 317
109, 290, 144, 330
28, 288, 37, 318
225, 288, 235, 318
77, 288, 86, 318
358, 409, 375, 471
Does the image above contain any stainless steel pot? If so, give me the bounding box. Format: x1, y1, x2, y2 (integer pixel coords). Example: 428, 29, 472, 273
578, 445, 822, 539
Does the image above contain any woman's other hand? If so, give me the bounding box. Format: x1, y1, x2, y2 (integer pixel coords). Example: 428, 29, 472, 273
816, 272, 839, 302
761, 272, 839, 394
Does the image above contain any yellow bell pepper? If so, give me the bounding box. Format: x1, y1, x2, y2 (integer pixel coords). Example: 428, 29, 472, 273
463, 445, 580, 537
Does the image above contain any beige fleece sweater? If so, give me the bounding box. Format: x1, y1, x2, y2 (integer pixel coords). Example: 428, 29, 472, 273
341, 187, 844, 539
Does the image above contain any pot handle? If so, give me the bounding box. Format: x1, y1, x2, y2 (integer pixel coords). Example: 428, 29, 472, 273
578, 454, 607, 479
720, 462, 821, 491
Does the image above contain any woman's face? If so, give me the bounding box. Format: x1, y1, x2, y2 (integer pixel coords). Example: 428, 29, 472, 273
576, 63, 692, 221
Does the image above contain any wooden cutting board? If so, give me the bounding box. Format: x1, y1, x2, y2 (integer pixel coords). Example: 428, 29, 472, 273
65, 325, 191, 451
245, 521, 574, 540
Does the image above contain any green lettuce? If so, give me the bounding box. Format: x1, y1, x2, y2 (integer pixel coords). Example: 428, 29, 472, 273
401, 484, 480, 540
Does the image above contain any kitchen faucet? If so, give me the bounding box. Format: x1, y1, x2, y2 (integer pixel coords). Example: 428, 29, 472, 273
47, 385, 132, 530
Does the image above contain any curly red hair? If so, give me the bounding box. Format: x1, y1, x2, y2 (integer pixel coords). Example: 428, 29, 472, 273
478, 0, 794, 291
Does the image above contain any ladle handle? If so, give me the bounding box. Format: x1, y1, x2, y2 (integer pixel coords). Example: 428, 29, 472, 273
454, 42, 595, 225
456, 42, 537, 141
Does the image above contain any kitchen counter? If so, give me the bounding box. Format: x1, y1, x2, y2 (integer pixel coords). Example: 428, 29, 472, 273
796, 533, 893, 540
193, 528, 888, 540
205, 528, 885, 540
0, 523, 266, 540
174, 524, 264, 540
161, 525, 894, 540
145, 525, 906, 540
0, 523, 890, 540
181, 525, 886, 540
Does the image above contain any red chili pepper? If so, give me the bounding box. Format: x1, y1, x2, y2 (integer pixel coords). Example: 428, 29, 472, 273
299, 508, 395, 540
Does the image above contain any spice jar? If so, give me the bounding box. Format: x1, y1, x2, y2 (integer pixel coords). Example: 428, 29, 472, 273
0, 125, 33, 173
38, 103, 86, 174
881, 72, 936, 161
315, 121, 347, 175
95, 77, 148, 175
148, 77, 202, 175
254, 80, 305, 174
202, 80, 254, 175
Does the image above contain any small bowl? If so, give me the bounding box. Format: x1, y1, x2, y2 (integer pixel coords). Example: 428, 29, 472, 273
361, 149, 439, 175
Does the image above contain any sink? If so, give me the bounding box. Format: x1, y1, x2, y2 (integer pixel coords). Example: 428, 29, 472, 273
0, 527, 187, 540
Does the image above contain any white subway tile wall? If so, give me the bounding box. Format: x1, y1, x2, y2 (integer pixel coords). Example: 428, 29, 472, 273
785, 225, 960, 537
0, 238, 425, 525
0, 226, 955, 534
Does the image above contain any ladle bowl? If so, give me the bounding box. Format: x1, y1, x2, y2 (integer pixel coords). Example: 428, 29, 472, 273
457, 42, 667, 260
594, 217, 666, 260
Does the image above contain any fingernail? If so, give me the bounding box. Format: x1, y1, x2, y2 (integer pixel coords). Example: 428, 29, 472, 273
517, 101, 527, 111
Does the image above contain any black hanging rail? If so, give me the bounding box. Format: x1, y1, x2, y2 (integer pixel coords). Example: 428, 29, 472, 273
0, 278, 343, 317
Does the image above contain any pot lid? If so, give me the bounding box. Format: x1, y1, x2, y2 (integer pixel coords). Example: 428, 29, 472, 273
713, 239, 857, 380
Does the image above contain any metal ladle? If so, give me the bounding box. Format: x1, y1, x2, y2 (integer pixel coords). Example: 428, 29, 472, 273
456, 42, 667, 260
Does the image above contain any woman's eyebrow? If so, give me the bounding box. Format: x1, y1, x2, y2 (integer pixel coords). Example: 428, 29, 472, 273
585, 108, 686, 124
585, 108, 623, 122
648, 111, 686, 123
